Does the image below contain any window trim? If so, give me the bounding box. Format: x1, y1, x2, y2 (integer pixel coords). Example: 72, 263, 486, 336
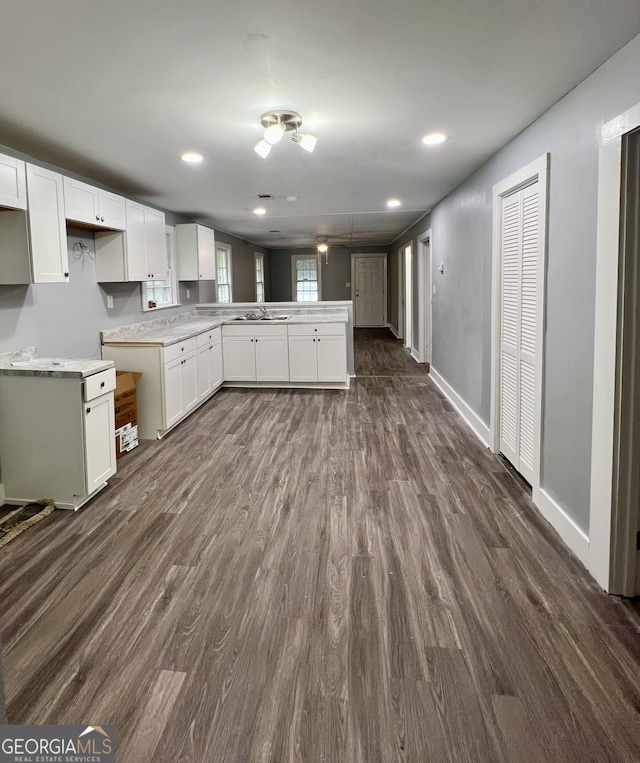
254, 252, 265, 302
141, 225, 181, 312
291, 253, 322, 302
216, 243, 233, 303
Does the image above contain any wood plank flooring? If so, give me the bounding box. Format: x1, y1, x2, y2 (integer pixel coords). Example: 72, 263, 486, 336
1, 327, 640, 761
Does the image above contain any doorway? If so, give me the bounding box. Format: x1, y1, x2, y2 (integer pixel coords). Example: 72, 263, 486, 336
403, 243, 413, 350
591, 109, 640, 596
490, 155, 549, 502
416, 229, 432, 364
351, 254, 387, 327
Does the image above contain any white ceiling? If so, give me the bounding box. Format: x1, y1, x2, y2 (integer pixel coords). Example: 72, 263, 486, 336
2, 1, 640, 249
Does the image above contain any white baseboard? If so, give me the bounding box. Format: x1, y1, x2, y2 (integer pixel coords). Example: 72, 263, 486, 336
534, 487, 590, 569
0, 482, 4, 507
429, 367, 491, 448
387, 323, 400, 339
410, 348, 421, 363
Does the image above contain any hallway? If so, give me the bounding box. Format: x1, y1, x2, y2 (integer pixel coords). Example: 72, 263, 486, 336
1, 328, 639, 761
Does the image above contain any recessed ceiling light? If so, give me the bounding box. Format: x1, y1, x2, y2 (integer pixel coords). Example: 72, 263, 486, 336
387, 198, 401, 208
253, 207, 266, 215
422, 132, 447, 146
180, 151, 203, 163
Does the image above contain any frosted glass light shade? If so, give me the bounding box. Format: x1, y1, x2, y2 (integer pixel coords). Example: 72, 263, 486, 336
254, 140, 272, 158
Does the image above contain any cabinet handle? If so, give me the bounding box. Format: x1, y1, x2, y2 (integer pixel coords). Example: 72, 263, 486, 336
64, 272, 69, 277
314, 328, 318, 332
209, 345, 213, 350
86, 407, 91, 414
96, 215, 100, 221
317, 338, 321, 342
100, 381, 105, 387
101, 216, 104, 222
313, 338, 316, 343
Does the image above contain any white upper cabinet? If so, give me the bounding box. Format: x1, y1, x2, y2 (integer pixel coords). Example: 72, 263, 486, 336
26, 164, 69, 283
0, 153, 27, 210
176, 223, 216, 280
63, 177, 126, 230
94, 199, 166, 282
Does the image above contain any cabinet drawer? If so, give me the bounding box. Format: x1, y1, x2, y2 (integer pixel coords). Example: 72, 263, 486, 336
163, 337, 198, 363
287, 322, 345, 336
84, 368, 116, 401
196, 326, 221, 348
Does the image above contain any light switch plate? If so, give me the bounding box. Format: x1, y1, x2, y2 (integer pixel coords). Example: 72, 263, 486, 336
107, 295, 114, 309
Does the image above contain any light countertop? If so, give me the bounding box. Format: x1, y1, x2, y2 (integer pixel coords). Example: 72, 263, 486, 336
101, 309, 349, 347
0, 348, 114, 378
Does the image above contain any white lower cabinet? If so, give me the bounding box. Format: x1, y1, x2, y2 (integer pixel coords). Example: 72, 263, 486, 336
222, 325, 289, 381
197, 328, 223, 401
164, 349, 198, 429
102, 330, 222, 439
288, 323, 347, 383
0, 368, 116, 510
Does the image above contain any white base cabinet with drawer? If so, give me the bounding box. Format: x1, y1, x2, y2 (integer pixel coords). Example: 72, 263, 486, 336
288, 323, 347, 383
0, 368, 116, 510
197, 328, 223, 401
102, 329, 222, 439
222, 324, 289, 382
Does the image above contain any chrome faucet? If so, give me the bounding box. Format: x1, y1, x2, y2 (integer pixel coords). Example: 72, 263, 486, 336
257, 305, 268, 317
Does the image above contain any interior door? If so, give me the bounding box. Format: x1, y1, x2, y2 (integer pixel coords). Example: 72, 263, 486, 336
353, 255, 385, 326
499, 180, 539, 484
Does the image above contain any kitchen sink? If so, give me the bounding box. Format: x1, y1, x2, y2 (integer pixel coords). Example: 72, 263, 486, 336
231, 314, 290, 321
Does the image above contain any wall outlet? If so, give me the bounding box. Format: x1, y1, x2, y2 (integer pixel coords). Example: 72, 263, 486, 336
346, 282, 350, 287
107, 295, 114, 309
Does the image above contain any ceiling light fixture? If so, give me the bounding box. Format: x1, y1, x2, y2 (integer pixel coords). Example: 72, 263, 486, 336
387, 198, 401, 208
253, 207, 266, 215
422, 132, 448, 145
254, 110, 317, 158
180, 151, 203, 163
317, 236, 329, 263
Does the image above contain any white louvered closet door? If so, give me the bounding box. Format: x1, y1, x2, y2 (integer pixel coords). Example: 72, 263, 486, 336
500, 180, 539, 484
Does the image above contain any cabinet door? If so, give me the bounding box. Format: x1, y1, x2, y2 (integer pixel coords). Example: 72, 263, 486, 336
222, 336, 256, 381
182, 351, 199, 412
125, 200, 148, 280
99, 190, 127, 230
197, 344, 213, 401
64, 177, 100, 225
317, 336, 347, 382
255, 335, 289, 381
84, 391, 116, 495
164, 356, 184, 428
145, 207, 168, 280
26, 164, 69, 283
198, 225, 216, 280
211, 336, 223, 389
288, 336, 318, 382
0, 154, 27, 210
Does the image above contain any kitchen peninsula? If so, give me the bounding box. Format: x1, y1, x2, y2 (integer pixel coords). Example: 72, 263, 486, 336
101, 301, 353, 439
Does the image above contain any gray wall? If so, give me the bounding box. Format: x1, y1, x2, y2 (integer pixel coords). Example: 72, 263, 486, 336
215, 230, 269, 303
390, 32, 640, 534
0, 228, 197, 359
270, 245, 388, 303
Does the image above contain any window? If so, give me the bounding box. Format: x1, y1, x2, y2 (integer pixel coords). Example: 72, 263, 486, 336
217, 244, 233, 303
142, 226, 180, 311
255, 253, 265, 302
292, 255, 321, 302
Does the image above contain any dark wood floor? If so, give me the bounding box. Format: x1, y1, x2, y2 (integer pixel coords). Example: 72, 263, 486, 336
1, 327, 640, 762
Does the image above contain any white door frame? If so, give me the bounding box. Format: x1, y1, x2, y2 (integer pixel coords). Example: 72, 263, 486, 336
490, 154, 549, 511
590, 103, 640, 594
350, 252, 387, 326
397, 246, 404, 340
416, 228, 432, 364
403, 243, 413, 350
